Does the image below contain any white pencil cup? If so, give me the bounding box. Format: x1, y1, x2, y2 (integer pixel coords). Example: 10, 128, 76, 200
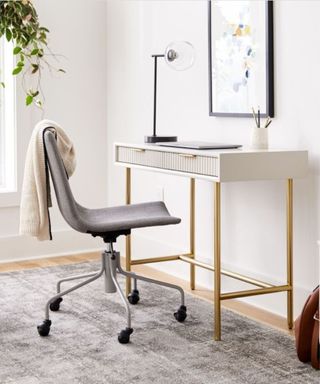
250, 127, 268, 150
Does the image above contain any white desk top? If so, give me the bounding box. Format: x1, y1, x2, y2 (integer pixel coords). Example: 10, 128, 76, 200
116, 142, 304, 156
114, 142, 308, 182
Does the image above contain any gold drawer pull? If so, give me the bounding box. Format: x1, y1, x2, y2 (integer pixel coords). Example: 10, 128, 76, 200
131, 148, 145, 153
178, 153, 196, 159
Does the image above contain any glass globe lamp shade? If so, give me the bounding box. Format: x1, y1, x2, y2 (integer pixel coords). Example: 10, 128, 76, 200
165, 41, 195, 71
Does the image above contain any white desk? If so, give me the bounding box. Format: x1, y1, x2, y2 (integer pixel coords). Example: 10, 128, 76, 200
114, 142, 308, 340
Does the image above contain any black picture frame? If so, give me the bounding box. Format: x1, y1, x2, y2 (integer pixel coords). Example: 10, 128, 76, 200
208, 0, 274, 117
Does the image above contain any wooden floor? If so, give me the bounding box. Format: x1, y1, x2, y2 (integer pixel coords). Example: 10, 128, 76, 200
0, 251, 294, 336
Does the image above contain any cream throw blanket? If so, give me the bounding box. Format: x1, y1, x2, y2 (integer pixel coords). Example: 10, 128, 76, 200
19, 120, 76, 241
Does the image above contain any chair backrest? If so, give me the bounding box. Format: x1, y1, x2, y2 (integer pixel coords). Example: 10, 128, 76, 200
43, 130, 86, 233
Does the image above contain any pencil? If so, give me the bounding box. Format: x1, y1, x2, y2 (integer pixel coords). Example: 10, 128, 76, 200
265, 119, 272, 128
252, 107, 258, 127
264, 116, 270, 128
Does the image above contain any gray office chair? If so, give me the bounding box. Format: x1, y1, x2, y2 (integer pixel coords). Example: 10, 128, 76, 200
37, 130, 187, 343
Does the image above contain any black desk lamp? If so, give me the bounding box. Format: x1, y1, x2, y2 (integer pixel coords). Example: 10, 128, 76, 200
145, 41, 195, 143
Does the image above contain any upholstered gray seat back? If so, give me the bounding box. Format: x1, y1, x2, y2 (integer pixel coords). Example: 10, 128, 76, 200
44, 130, 86, 233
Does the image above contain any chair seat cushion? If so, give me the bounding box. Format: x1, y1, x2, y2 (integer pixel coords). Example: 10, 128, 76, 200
76, 201, 181, 233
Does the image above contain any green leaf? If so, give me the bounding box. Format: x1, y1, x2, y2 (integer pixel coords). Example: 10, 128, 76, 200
0, 82, 5, 89
15, 2, 22, 11
30, 48, 39, 55
12, 67, 23, 75
31, 64, 39, 74
39, 27, 50, 33
13, 46, 22, 55
26, 95, 33, 106
5, 28, 12, 42
17, 61, 24, 67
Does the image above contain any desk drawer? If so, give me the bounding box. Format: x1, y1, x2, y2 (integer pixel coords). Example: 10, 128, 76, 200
116, 146, 218, 176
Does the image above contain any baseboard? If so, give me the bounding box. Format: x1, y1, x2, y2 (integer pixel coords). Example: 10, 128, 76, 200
0, 229, 102, 263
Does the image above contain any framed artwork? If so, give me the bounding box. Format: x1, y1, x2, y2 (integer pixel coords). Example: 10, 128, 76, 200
208, 0, 274, 117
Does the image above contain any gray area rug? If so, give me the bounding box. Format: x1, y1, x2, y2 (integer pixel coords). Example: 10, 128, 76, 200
0, 261, 318, 384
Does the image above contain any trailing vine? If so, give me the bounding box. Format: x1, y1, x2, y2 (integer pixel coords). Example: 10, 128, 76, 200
0, 0, 64, 107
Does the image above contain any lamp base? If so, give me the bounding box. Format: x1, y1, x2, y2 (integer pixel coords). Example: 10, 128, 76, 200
144, 135, 177, 143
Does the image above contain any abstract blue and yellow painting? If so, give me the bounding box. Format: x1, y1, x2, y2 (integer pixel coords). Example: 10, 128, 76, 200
210, 1, 268, 115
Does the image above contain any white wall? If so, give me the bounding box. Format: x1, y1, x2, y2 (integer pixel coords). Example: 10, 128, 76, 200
0, 0, 108, 261
106, 0, 320, 317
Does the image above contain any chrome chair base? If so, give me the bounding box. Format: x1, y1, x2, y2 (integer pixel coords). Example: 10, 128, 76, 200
37, 244, 187, 343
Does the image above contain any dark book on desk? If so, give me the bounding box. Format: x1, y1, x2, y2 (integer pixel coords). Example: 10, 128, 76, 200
156, 141, 242, 150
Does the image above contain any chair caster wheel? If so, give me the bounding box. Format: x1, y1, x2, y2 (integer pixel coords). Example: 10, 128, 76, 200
174, 305, 187, 322
49, 297, 63, 312
128, 289, 140, 305
37, 320, 52, 337
118, 327, 133, 344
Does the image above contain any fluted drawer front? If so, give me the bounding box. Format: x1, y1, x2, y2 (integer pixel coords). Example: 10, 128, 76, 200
117, 147, 162, 169
116, 146, 218, 176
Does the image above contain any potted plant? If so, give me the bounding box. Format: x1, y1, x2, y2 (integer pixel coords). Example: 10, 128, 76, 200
0, 0, 64, 106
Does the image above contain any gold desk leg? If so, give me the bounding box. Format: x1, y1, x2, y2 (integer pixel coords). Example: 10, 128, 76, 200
214, 182, 221, 340
125, 168, 132, 296
287, 179, 293, 329
190, 178, 196, 290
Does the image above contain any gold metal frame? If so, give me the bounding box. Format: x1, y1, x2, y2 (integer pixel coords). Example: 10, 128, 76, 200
125, 168, 132, 295
125, 168, 294, 340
